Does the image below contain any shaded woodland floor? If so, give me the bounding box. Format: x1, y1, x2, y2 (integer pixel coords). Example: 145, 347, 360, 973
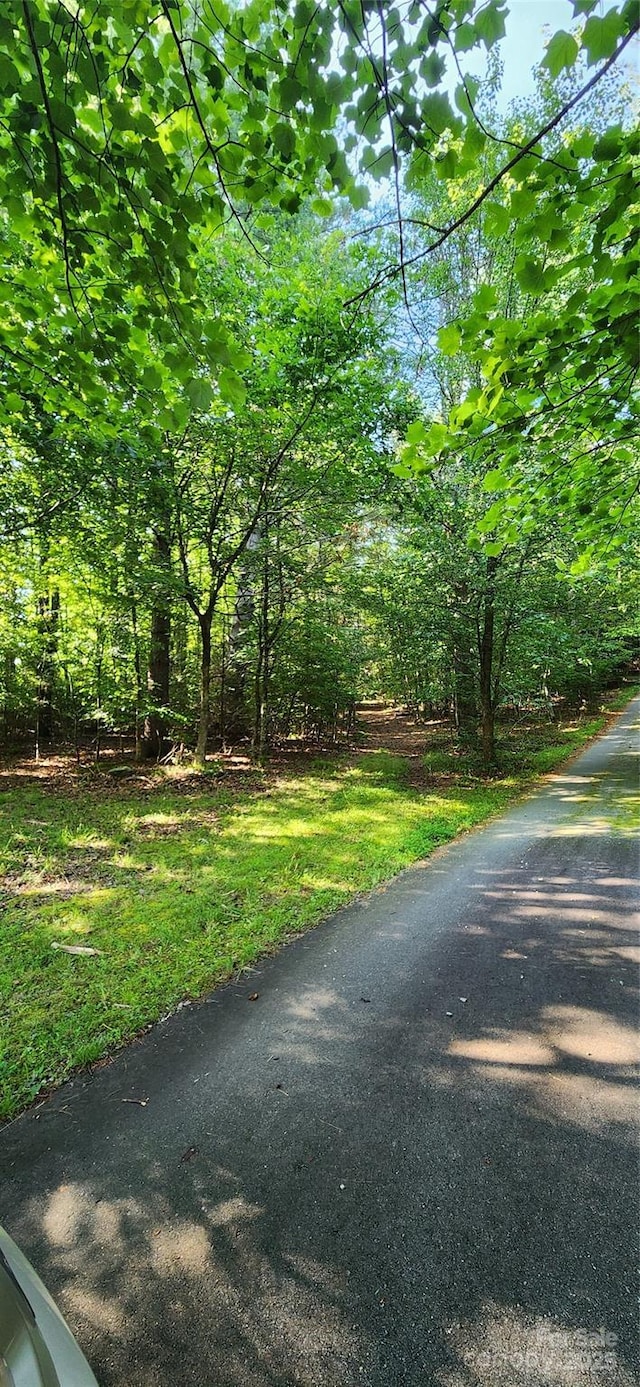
1, 694, 627, 795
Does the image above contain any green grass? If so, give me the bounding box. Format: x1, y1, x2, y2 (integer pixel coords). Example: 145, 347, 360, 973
0, 691, 636, 1121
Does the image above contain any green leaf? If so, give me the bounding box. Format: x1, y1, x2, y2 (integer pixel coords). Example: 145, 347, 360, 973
421, 93, 456, 137
482, 469, 511, 492
450, 399, 478, 427
110, 102, 135, 132
542, 30, 579, 77
570, 131, 596, 159
406, 420, 426, 445
218, 368, 246, 408
347, 182, 370, 211
582, 10, 625, 63
474, 3, 507, 49
473, 284, 497, 313
366, 146, 394, 179
421, 421, 449, 455
272, 122, 296, 160
515, 256, 546, 295
279, 75, 303, 107
185, 378, 213, 412
484, 203, 511, 237
421, 52, 446, 88
437, 323, 462, 355
454, 78, 479, 116
434, 147, 458, 179
510, 187, 537, 219
78, 105, 104, 135
569, 551, 596, 576
454, 21, 476, 51
592, 130, 623, 161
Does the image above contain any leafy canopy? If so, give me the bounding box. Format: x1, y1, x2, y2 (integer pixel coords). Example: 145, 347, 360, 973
2, 1, 634, 428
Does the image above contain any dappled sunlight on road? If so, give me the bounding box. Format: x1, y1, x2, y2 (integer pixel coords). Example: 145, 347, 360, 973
271, 984, 358, 1066
427, 860, 640, 1138
490, 744, 639, 839
435, 1301, 636, 1387
535, 1070, 636, 1133
449, 1033, 555, 1066
446, 1002, 639, 1135
285, 986, 348, 1025
25, 1175, 370, 1387
544, 1004, 639, 1067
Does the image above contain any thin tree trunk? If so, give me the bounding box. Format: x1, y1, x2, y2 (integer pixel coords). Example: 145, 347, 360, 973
253, 642, 265, 757
196, 614, 212, 767
253, 549, 270, 760
3, 649, 12, 746
452, 642, 477, 736
481, 699, 495, 771
130, 600, 144, 760
479, 556, 498, 770
95, 630, 103, 764
37, 586, 60, 744
219, 615, 229, 751
142, 529, 171, 759
452, 580, 477, 739
62, 661, 80, 763
226, 525, 260, 744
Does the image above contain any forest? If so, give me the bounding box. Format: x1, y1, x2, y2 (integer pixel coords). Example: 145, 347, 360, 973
0, 0, 637, 772
1, 0, 638, 1115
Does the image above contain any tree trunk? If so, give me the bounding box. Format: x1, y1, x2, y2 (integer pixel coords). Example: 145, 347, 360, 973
94, 627, 104, 763
141, 529, 171, 759
196, 614, 212, 767
481, 700, 495, 771
479, 556, 498, 770
452, 580, 477, 740
130, 600, 144, 760
36, 586, 60, 744
225, 526, 260, 745
452, 642, 477, 737
253, 548, 270, 760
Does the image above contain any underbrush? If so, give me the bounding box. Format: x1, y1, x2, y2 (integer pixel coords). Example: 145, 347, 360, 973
423, 687, 638, 782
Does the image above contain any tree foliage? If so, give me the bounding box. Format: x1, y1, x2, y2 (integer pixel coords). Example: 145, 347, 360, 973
0, 1, 637, 763
2, 2, 636, 432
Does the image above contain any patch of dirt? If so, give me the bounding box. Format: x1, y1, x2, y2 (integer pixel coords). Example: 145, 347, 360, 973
0, 712, 446, 797
9, 875, 93, 899
0, 750, 266, 800
353, 708, 454, 788
356, 707, 444, 756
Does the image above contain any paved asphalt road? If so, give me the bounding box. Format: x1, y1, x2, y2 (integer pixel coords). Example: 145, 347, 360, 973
1, 699, 639, 1387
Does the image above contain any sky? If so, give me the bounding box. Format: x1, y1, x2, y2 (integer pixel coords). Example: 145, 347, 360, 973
497, 0, 577, 104
359, 0, 635, 206
481, 0, 635, 107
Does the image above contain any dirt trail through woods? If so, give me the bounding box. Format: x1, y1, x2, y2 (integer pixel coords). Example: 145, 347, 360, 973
354, 706, 451, 787
355, 706, 442, 756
